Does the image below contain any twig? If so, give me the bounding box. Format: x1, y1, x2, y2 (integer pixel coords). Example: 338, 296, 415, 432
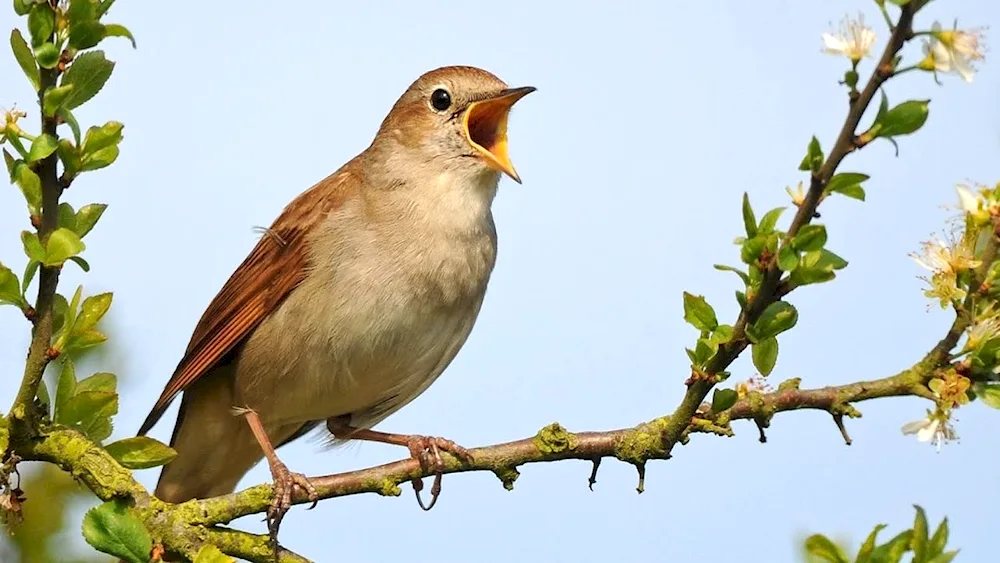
9, 60, 66, 423
650, 2, 921, 458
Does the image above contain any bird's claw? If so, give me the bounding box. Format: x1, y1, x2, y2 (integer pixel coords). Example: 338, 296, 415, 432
265, 460, 317, 556
405, 435, 472, 511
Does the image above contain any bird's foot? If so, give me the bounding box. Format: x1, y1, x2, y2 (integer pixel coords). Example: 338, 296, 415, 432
323, 422, 474, 511
400, 434, 473, 511
264, 459, 318, 554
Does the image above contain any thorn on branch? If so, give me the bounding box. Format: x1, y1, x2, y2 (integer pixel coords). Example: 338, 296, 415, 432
754, 418, 768, 443
832, 413, 852, 446
635, 463, 646, 494
588, 458, 601, 491
492, 465, 519, 491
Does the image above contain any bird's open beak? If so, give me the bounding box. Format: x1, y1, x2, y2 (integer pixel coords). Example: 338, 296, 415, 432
463, 86, 535, 184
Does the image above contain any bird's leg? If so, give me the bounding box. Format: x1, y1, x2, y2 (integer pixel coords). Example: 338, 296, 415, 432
244, 409, 318, 551
326, 419, 473, 510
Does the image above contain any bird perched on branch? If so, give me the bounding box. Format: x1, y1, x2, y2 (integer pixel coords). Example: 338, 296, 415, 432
137, 65, 534, 544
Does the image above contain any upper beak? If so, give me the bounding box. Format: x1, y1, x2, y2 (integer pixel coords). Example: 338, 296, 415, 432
463, 86, 536, 184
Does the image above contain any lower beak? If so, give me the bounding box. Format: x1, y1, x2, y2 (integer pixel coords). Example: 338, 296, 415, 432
463, 86, 535, 184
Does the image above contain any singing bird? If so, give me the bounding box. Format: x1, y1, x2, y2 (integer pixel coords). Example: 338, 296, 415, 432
137, 65, 534, 536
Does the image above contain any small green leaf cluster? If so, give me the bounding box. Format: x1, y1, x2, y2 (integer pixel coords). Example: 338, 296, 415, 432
2, 3, 175, 560
805, 505, 957, 563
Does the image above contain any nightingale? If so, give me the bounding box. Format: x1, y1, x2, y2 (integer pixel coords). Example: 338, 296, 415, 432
137, 65, 534, 540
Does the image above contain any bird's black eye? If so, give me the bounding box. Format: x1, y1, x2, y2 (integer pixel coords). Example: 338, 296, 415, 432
430, 88, 452, 111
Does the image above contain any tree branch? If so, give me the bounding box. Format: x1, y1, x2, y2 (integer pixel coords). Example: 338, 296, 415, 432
12, 335, 950, 562
652, 2, 920, 458
9, 55, 65, 426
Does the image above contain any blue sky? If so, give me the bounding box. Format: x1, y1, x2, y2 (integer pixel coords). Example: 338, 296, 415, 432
2, 1, 999, 561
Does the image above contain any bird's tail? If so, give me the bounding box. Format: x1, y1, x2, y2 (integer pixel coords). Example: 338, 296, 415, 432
153, 374, 264, 503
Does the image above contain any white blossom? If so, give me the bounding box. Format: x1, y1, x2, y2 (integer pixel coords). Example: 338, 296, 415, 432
822, 14, 877, 62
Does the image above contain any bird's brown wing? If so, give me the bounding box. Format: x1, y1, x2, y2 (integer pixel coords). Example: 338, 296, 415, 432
137, 172, 351, 436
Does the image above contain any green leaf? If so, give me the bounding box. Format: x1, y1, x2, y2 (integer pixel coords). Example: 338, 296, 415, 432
68, 0, 99, 25
798, 136, 824, 172
75, 292, 112, 333
735, 290, 747, 310
55, 359, 78, 421
856, 524, 888, 563
73, 203, 107, 238
777, 244, 799, 272
105, 436, 178, 469
58, 202, 77, 232
27, 4, 55, 47
751, 337, 778, 376
876, 100, 930, 138
928, 517, 949, 557
22, 261, 39, 294
68, 256, 91, 272
3, 149, 16, 179
711, 388, 738, 412
825, 172, 869, 198
58, 138, 82, 180
52, 292, 69, 335
103, 23, 135, 48
80, 145, 119, 171
870, 530, 914, 563
758, 207, 786, 234
79, 121, 124, 172
43, 84, 74, 116
876, 89, 890, 120
21, 230, 46, 262
66, 284, 83, 331
926, 552, 958, 563
912, 505, 929, 563
15, 164, 43, 215
59, 107, 83, 145
973, 383, 1000, 409
61, 51, 115, 109
81, 499, 152, 563
69, 21, 106, 49
27, 133, 58, 163
193, 545, 235, 563
686, 338, 715, 367
835, 184, 865, 201
0, 263, 24, 308
749, 301, 798, 342
64, 328, 108, 355
76, 372, 116, 394
792, 224, 827, 252
13, 0, 31, 16
807, 249, 847, 270
33, 41, 60, 69
714, 264, 750, 285
44, 227, 86, 265
10, 29, 40, 90
741, 235, 766, 265
61, 389, 116, 441
803, 534, 849, 563
682, 291, 718, 331
742, 192, 757, 238
97, 0, 117, 17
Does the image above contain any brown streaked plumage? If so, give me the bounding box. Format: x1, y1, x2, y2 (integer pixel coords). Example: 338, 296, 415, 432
138, 65, 534, 547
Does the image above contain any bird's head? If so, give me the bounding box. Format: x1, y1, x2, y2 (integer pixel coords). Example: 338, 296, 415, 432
375, 66, 535, 184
